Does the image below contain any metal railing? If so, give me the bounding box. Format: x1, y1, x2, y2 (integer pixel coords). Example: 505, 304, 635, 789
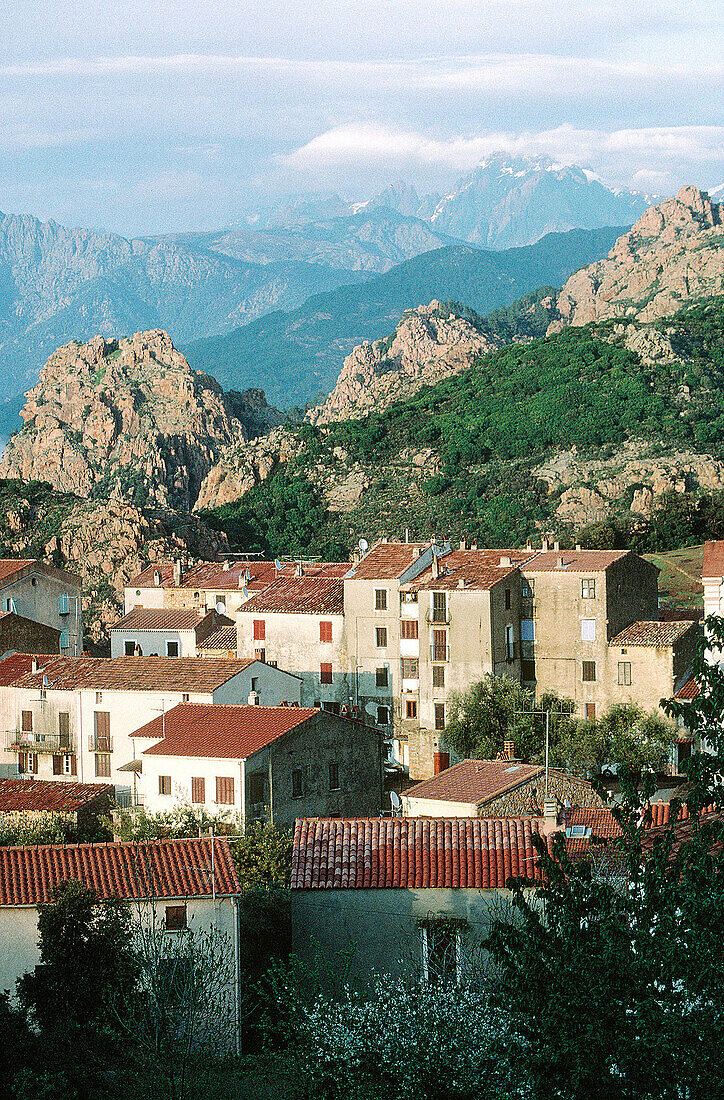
426, 609, 451, 625
7, 731, 73, 754
429, 644, 450, 663
88, 735, 113, 753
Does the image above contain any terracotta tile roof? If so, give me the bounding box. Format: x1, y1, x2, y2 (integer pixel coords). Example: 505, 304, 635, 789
674, 676, 700, 700
136, 702, 319, 757
198, 626, 238, 651
0, 779, 114, 814
566, 807, 623, 839
0, 560, 82, 589
0, 836, 239, 905
525, 550, 631, 572
0, 559, 35, 584
13, 656, 254, 693
609, 620, 698, 647
239, 576, 344, 615
404, 759, 544, 806
0, 653, 42, 686
111, 608, 209, 632
291, 816, 547, 889
702, 540, 724, 580
347, 542, 427, 580
404, 550, 531, 592
180, 560, 279, 591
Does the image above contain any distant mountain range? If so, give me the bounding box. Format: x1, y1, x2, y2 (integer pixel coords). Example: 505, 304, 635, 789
184, 225, 626, 407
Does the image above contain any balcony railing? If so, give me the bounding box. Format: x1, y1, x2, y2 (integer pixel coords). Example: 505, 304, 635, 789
429, 644, 450, 663
88, 735, 113, 753
7, 731, 73, 754
426, 609, 451, 625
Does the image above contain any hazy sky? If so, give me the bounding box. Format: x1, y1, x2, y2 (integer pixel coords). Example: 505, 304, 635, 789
0, 1, 721, 235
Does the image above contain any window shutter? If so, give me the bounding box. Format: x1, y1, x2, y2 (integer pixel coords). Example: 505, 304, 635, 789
52, 754, 62, 775
70, 755, 77, 776
319, 620, 333, 643
320, 662, 333, 684
253, 620, 266, 641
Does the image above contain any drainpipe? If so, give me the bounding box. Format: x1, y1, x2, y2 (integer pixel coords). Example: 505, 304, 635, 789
232, 895, 241, 1056
239, 758, 246, 831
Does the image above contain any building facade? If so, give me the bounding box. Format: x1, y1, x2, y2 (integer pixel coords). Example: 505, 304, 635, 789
0, 560, 83, 654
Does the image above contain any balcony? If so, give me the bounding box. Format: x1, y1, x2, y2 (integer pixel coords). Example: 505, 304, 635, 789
7, 731, 73, 754
88, 735, 113, 753
425, 609, 451, 625
429, 644, 450, 663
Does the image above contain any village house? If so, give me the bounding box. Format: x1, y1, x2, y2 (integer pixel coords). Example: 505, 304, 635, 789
0, 560, 83, 654
291, 815, 550, 990
0, 777, 114, 833
197, 623, 238, 658
132, 703, 382, 824
0, 611, 62, 656
0, 656, 301, 802
109, 607, 235, 658
0, 836, 242, 1049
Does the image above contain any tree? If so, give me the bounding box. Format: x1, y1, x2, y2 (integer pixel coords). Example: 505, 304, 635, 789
444, 674, 539, 760
112, 802, 240, 842
232, 820, 293, 889
551, 701, 677, 780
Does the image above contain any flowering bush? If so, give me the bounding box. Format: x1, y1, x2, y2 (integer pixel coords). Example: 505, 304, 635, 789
289, 977, 531, 1100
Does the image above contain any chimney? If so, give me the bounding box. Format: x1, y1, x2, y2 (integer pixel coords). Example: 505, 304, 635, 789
457, 578, 466, 588
247, 691, 260, 706
502, 740, 515, 760
556, 555, 565, 569
31, 657, 37, 674
173, 561, 181, 585
460, 537, 467, 551
541, 539, 549, 552
525, 541, 532, 552
434, 751, 450, 775
500, 555, 511, 568
412, 547, 421, 560
153, 570, 161, 587
432, 554, 440, 579
543, 798, 558, 822
222, 560, 230, 571
575, 543, 581, 551
296, 562, 303, 577
553, 541, 560, 552
471, 542, 478, 551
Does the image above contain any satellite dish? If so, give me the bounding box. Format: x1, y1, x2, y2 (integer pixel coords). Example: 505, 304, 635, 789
274, 559, 283, 570
358, 538, 369, 553
242, 587, 249, 599
390, 790, 402, 816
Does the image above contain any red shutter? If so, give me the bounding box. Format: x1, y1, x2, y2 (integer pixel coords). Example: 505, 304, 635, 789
52, 754, 62, 775
401, 619, 419, 640
191, 777, 205, 804
319, 620, 333, 643
21, 711, 33, 732
216, 776, 234, 804
320, 662, 333, 685
253, 620, 266, 641
70, 755, 77, 776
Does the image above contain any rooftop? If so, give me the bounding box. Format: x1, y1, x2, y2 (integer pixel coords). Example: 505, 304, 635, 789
702, 540, 724, 581
524, 549, 631, 572
346, 542, 426, 580
292, 816, 548, 889
111, 608, 214, 632
239, 576, 344, 615
609, 620, 698, 647
0, 559, 82, 588
198, 626, 238, 651
128, 559, 349, 592
0, 836, 239, 906
0, 653, 44, 686
0, 778, 114, 814
135, 702, 320, 758
14, 656, 255, 693
403, 549, 532, 592
674, 676, 700, 700
404, 758, 544, 806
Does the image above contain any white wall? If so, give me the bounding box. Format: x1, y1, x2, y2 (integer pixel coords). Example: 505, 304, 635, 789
143, 752, 245, 817
110, 628, 197, 658
402, 795, 477, 817
236, 610, 349, 706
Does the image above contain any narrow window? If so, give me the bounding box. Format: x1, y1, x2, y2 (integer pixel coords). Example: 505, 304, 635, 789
21, 710, 33, 733
94, 711, 111, 752
376, 666, 388, 688
505, 588, 511, 610
166, 640, 179, 658
432, 592, 447, 623
253, 619, 266, 641
581, 619, 596, 642
505, 624, 515, 661
248, 773, 265, 804
191, 777, 205, 803
377, 706, 390, 726
585, 703, 597, 720
401, 658, 419, 679
319, 620, 333, 643
434, 703, 445, 731
431, 630, 447, 662
432, 665, 445, 689
182, 693, 190, 703
255, 647, 266, 663
291, 769, 304, 798
320, 662, 333, 684
406, 698, 418, 720
374, 588, 388, 611
421, 921, 463, 984
618, 662, 632, 686
400, 619, 419, 640
582, 661, 596, 682
375, 626, 388, 648
58, 712, 70, 748
159, 774, 172, 796
95, 691, 102, 704
328, 763, 340, 791
96, 753, 111, 778
215, 776, 234, 804
165, 905, 187, 932
63, 754, 76, 776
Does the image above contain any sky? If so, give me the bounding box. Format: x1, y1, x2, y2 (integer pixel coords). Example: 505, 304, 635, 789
0, 0, 721, 236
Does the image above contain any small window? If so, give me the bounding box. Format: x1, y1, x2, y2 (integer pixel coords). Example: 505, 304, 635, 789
581, 619, 596, 642
618, 661, 632, 686
215, 776, 234, 804
253, 619, 266, 641
182, 693, 190, 703
434, 703, 445, 731
291, 768, 304, 798
375, 626, 388, 648
400, 619, 419, 640
59, 630, 70, 651
401, 658, 419, 679
521, 620, 535, 642
328, 763, 340, 791
165, 905, 187, 932
374, 588, 388, 611
522, 659, 536, 681
96, 753, 111, 778
255, 648, 266, 663
124, 640, 135, 656
585, 703, 597, 720
4, 597, 16, 614
432, 664, 445, 689
406, 698, 418, 720
581, 578, 596, 599
95, 691, 102, 704
58, 712, 70, 749
376, 666, 388, 688
21, 710, 33, 733
159, 774, 172, 796
320, 662, 333, 684
422, 920, 463, 984
582, 661, 596, 682
191, 776, 205, 804
248, 773, 265, 804
58, 593, 69, 615
166, 640, 179, 658
505, 624, 515, 661
505, 588, 511, 610
62, 754, 76, 776
377, 706, 390, 726
521, 580, 534, 599
319, 620, 333, 643
19, 752, 38, 775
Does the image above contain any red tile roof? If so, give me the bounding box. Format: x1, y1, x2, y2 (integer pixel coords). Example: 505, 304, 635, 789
404, 550, 531, 592
240, 576, 344, 615
566, 807, 623, 839
291, 816, 547, 889
674, 676, 700, 700
136, 703, 319, 758
404, 759, 544, 806
0, 836, 239, 905
348, 542, 426, 580
0, 559, 35, 584
0, 653, 42, 686
14, 656, 254, 693
126, 562, 177, 588
0, 560, 82, 588
609, 620, 698, 647
198, 626, 238, 651
702, 540, 724, 580
525, 550, 631, 572
0, 779, 114, 814
111, 608, 210, 631
181, 560, 279, 591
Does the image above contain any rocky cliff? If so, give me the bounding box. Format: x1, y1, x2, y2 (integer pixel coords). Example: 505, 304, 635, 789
552, 186, 723, 329
307, 301, 499, 424
0, 330, 280, 510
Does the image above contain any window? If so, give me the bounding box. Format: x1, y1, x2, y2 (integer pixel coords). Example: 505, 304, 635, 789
377, 706, 390, 726
19, 752, 38, 775
585, 703, 597, 720
255, 648, 266, 663
166, 640, 179, 657
21, 710, 33, 733
374, 588, 388, 611
182, 693, 190, 703
215, 595, 227, 612
434, 703, 445, 731
400, 618, 419, 640
432, 664, 445, 689
124, 640, 135, 656
96, 754, 111, 778
158, 774, 172, 796
421, 920, 464, 983
95, 691, 102, 704
248, 773, 265, 804
581, 619, 596, 642
291, 769, 304, 798
52, 754, 62, 775
191, 776, 205, 804
405, 698, 418, 720
320, 662, 333, 684
165, 905, 187, 932
432, 592, 448, 623
522, 659, 536, 681
582, 661, 596, 682
376, 666, 388, 688
521, 579, 534, 598
94, 711, 111, 751
59, 593, 69, 615
581, 578, 596, 599
505, 624, 515, 661
63, 754, 76, 775
505, 588, 511, 610
401, 658, 419, 679
618, 661, 632, 686
4, 596, 16, 613
59, 629, 70, 651
431, 629, 447, 663
521, 620, 535, 642
216, 776, 234, 804
328, 763, 340, 791
319, 620, 333, 643
253, 619, 266, 641
58, 712, 70, 749
376, 626, 388, 648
